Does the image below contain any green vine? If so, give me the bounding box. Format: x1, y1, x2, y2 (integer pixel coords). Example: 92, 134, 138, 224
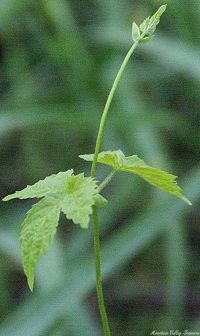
2, 5, 191, 335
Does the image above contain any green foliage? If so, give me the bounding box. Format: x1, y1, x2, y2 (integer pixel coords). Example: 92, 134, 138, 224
3, 170, 74, 201
132, 22, 141, 42
1, 4, 191, 332
0, 1, 198, 335
80, 150, 191, 205
139, 4, 167, 38
20, 197, 60, 290
61, 173, 98, 228
3, 170, 98, 229
3, 171, 98, 289
2, 5, 172, 295
132, 4, 167, 43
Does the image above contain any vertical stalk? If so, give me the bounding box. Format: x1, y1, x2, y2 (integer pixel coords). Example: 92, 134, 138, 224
91, 40, 139, 178
92, 208, 111, 336
91, 40, 141, 335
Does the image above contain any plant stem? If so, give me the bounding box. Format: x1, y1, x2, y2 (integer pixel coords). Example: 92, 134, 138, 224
91, 40, 139, 178
91, 40, 141, 335
92, 208, 111, 336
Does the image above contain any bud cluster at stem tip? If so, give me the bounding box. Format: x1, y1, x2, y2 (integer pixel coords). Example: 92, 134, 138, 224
132, 4, 167, 43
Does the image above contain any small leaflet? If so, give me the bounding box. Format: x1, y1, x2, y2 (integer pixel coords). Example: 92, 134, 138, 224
132, 22, 140, 42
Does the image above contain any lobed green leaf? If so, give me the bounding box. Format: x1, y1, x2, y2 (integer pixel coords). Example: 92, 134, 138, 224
3, 170, 100, 289
80, 150, 191, 205
20, 197, 61, 290
3, 170, 98, 229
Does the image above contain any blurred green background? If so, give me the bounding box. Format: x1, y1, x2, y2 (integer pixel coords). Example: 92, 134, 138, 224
0, 0, 200, 335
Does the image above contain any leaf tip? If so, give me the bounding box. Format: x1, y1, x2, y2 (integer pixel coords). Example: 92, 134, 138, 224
2, 194, 13, 201
182, 196, 192, 206
155, 4, 167, 15
27, 275, 34, 291
79, 220, 89, 229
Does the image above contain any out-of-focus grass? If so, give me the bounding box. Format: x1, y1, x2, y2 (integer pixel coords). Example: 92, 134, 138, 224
0, 1, 199, 335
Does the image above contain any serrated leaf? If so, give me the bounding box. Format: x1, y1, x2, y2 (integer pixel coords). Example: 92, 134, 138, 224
20, 197, 61, 290
3, 169, 98, 229
2, 170, 73, 201
3, 170, 100, 290
140, 4, 167, 37
132, 22, 140, 42
80, 150, 191, 205
61, 174, 97, 229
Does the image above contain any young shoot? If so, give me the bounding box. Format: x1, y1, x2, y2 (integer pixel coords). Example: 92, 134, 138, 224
2, 5, 191, 335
